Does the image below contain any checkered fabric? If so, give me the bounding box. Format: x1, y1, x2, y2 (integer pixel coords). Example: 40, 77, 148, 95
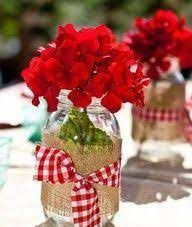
34, 145, 120, 227
34, 145, 75, 183
132, 105, 192, 144
132, 107, 184, 122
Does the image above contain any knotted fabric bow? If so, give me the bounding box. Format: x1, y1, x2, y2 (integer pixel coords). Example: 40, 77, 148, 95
34, 145, 120, 227
132, 106, 192, 144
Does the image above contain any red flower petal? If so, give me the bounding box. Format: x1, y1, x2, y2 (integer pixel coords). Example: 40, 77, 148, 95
40, 47, 56, 60
68, 90, 92, 108
71, 62, 89, 87
85, 72, 110, 97
44, 87, 59, 112
146, 66, 160, 80
159, 60, 171, 72
61, 62, 89, 90
55, 24, 77, 46
101, 92, 121, 113
32, 96, 40, 107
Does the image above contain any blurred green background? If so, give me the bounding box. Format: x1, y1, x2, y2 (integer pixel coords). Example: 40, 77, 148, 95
0, 0, 192, 86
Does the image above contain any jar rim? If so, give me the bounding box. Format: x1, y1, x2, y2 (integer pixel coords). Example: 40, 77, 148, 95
57, 90, 108, 113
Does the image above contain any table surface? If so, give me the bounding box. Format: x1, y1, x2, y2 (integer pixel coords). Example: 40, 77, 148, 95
1, 141, 192, 227
1, 83, 192, 227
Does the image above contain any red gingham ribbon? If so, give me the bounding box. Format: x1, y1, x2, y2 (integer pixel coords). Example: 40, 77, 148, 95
34, 145, 120, 227
132, 105, 192, 143
132, 107, 184, 122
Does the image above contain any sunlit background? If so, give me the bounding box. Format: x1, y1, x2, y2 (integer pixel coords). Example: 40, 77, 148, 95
0, 0, 192, 86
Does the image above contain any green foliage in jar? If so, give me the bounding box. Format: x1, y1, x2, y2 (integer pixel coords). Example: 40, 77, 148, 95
58, 108, 112, 146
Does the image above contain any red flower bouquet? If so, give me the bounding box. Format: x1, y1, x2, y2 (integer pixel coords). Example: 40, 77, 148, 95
22, 24, 150, 226
174, 27, 192, 69
22, 24, 149, 112
122, 9, 192, 80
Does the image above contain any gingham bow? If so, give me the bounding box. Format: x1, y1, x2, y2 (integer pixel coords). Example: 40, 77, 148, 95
34, 145, 120, 227
132, 106, 192, 143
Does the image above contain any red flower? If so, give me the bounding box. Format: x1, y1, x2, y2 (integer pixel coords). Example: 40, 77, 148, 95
122, 10, 190, 80
21, 56, 61, 112
110, 63, 150, 107
173, 28, 192, 69
85, 72, 110, 98
22, 24, 149, 113
68, 90, 91, 108
101, 92, 122, 113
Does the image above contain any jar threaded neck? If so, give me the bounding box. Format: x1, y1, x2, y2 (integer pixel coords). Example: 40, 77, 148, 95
57, 90, 105, 113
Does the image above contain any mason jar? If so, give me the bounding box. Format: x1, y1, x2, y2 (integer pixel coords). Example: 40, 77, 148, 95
132, 60, 186, 164
40, 90, 121, 225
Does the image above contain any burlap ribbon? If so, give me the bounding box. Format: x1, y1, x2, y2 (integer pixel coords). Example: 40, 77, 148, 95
34, 145, 121, 227
132, 104, 192, 143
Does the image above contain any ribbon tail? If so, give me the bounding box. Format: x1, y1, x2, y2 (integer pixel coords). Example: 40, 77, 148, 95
71, 184, 101, 227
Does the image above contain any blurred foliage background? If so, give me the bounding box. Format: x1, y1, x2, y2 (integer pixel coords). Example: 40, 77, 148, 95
0, 0, 192, 86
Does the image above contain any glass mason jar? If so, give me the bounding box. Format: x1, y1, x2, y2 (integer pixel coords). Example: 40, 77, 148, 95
132, 60, 186, 164
41, 90, 121, 225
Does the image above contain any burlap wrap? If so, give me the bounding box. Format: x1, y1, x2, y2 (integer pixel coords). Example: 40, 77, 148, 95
41, 132, 121, 218
132, 81, 185, 142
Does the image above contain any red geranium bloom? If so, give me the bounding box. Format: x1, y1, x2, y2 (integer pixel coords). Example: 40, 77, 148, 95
22, 24, 149, 113
173, 28, 192, 69
122, 9, 192, 80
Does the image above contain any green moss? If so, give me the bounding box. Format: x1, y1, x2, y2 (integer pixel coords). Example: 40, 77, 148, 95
58, 108, 112, 146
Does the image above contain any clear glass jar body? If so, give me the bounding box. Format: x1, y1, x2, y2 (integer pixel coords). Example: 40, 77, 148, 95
132, 69, 186, 165
41, 91, 121, 225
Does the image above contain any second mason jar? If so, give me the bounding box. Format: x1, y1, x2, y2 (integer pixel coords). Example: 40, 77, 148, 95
132, 64, 186, 164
